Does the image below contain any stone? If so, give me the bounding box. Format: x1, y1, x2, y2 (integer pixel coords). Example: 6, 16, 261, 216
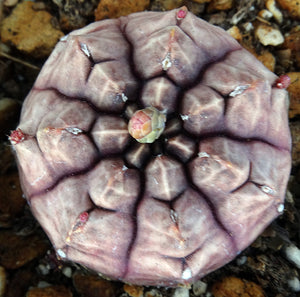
73, 273, 120, 297
211, 276, 265, 297
173, 287, 189, 297
255, 23, 284, 46
124, 284, 144, 297
227, 26, 242, 42
207, 0, 233, 11
53, 0, 98, 31
277, 0, 300, 19
287, 72, 300, 118
265, 0, 283, 23
150, 0, 184, 11
5, 267, 35, 297
290, 121, 300, 165
0, 1, 64, 58
0, 172, 26, 225
192, 280, 207, 296
283, 30, 300, 68
26, 285, 73, 297
95, 0, 150, 21
0, 230, 49, 269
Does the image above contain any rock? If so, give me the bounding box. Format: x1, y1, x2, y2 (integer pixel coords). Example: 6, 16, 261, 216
124, 284, 144, 297
265, 0, 283, 23
0, 230, 49, 269
258, 9, 273, 20
255, 23, 284, 46
173, 287, 189, 297
62, 266, 72, 278
0, 172, 26, 225
287, 72, 300, 118
0, 98, 21, 139
0, 1, 64, 58
144, 289, 163, 297
276, 49, 292, 70
207, 0, 233, 11
192, 280, 207, 296
26, 285, 73, 297
73, 273, 120, 297
284, 244, 300, 269
287, 277, 300, 292
211, 276, 265, 297
0, 266, 6, 297
53, 0, 98, 31
150, 0, 184, 11
3, 0, 18, 7
283, 30, 300, 68
95, 0, 150, 21
191, 0, 211, 3
5, 267, 36, 297
276, 0, 300, 19
290, 121, 300, 165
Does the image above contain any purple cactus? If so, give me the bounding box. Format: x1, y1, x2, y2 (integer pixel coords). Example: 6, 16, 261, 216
10, 7, 291, 286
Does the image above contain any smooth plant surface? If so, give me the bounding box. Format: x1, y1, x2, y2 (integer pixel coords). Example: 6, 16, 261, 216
11, 7, 291, 286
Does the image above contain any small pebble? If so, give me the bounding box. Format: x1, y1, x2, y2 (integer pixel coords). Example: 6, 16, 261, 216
285, 244, 300, 269
26, 285, 73, 297
287, 72, 300, 118
95, 0, 150, 21
0, 230, 49, 269
38, 263, 50, 276
124, 284, 144, 297
192, 280, 207, 296
73, 273, 119, 297
276, 49, 292, 69
283, 30, 300, 68
173, 287, 189, 297
290, 121, 300, 165
236, 255, 247, 266
62, 266, 72, 278
150, 0, 184, 11
227, 26, 242, 41
258, 9, 273, 20
207, 0, 233, 11
145, 289, 163, 297
191, 0, 211, 3
37, 281, 52, 288
3, 0, 18, 7
243, 22, 254, 32
255, 23, 284, 46
265, 0, 283, 23
288, 277, 300, 292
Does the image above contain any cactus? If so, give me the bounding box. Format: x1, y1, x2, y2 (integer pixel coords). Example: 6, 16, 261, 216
10, 7, 291, 286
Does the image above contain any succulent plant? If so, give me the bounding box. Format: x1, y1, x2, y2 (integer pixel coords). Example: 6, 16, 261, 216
10, 7, 291, 286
